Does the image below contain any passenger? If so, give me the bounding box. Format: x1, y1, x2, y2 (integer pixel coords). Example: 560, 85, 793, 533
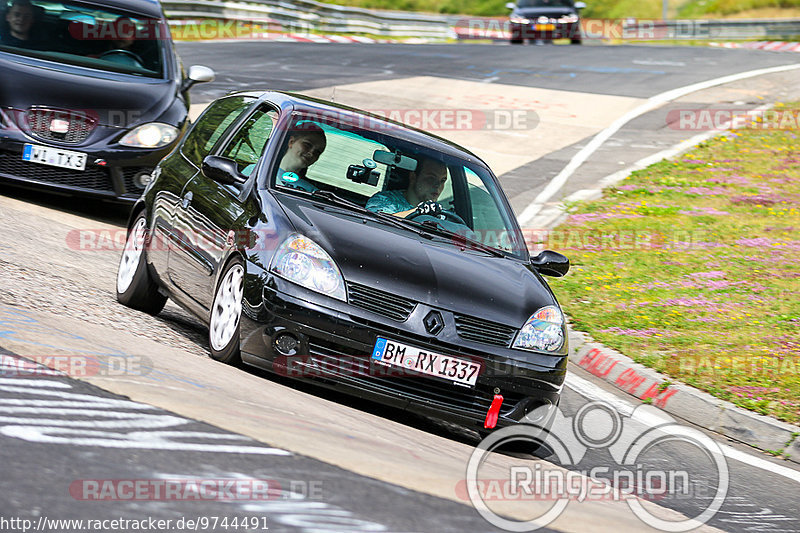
1, 0, 42, 48
366, 156, 448, 218
276, 123, 326, 192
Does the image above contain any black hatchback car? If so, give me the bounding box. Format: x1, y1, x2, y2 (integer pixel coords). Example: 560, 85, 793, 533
116, 91, 570, 434
0, 0, 214, 202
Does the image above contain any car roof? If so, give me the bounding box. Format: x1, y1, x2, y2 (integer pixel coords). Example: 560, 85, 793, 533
234, 90, 492, 172
68, 0, 165, 18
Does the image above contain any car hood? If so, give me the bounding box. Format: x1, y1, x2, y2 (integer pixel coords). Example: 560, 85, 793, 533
277, 196, 557, 328
0, 53, 175, 127
514, 6, 575, 18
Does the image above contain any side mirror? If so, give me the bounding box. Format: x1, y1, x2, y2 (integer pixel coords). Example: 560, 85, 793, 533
505, 2, 516, 9
574, 1, 586, 9
530, 250, 570, 277
202, 155, 247, 187
182, 65, 216, 92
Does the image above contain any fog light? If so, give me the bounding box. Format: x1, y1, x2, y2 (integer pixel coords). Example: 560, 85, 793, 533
274, 333, 299, 356
133, 171, 152, 189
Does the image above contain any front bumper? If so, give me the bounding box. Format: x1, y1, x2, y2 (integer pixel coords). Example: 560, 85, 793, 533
511, 21, 581, 41
0, 125, 173, 202
239, 275, 567, 431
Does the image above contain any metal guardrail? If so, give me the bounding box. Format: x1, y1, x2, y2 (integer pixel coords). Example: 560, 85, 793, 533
161, 0, 455, 38
161, 0, 800, 42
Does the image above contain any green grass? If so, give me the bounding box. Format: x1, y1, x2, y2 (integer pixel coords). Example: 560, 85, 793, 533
315, 0, 800, 19
546, 102, 800, 425
678, 0, 800, 18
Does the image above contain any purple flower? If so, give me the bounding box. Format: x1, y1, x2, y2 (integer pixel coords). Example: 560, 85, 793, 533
567, 212, 643, 223
689, 271, 726, 279
731, 194, 790, 206
599, 327, 673, 338
679, 207, 731, 216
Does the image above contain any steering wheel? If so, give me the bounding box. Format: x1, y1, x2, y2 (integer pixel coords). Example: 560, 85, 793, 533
99, 49, 144, 67
406, 209, 467, 226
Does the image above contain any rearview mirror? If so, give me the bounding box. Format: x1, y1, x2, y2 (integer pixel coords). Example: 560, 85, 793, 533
373, 150, 418, 172
505, 2, 516, 9
202, 155, 247, 187
530, 250, 570, 277
574, 1, 586, 9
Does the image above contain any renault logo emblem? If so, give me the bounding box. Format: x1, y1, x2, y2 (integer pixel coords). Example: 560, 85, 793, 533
423, 311, 444, 335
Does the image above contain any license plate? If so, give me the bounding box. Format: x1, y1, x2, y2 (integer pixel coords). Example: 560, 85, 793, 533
371, 337, 480, 387
22, 143, 87, 171
535, 24, 555, 31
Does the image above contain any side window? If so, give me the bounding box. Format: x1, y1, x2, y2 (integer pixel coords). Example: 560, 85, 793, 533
465, 167, 506, 238
219, 108, 278, 176
180, 96, 255, 167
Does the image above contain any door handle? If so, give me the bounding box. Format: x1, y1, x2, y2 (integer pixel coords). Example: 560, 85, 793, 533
181, 191, 193, 209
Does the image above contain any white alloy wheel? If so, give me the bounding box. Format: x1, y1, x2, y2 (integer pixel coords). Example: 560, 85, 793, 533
210, 263, 244, 351
117, 217, 147, 294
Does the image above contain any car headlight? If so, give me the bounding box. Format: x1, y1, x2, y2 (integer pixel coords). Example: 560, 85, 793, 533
270, 234, 346, 301
510, 16, 531, 24
512, 305, 565, 353
119, 123, 179, 148
558, 14, 579, 23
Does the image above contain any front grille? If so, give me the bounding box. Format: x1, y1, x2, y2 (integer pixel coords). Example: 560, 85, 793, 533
454, 315, 517, 347
306, 338, 524, 416
0, 152, 113, 192
346, 282, 416, 321
26, 108, 97, 144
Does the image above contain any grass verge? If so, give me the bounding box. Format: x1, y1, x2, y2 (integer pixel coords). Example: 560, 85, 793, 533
547, 103, 800, 425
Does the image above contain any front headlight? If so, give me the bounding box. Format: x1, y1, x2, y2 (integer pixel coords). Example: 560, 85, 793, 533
119, 123, 179, 148
558, 14, 579, 23
512, 305, 565, 353
270, 234, 346, 301
510, 16, 531, 24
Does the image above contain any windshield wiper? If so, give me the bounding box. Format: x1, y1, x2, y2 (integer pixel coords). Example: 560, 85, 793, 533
412, 219, 507, 258
309, 189, 432, 238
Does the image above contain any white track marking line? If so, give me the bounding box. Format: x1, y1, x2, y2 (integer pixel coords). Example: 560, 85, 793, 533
517, 62, 800, 226
565, 373, 800, 484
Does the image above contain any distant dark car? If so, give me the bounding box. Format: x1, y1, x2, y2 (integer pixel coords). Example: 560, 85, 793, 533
116, 91, 570, 435
506, 0, 585, 44
0, 0, 214, 203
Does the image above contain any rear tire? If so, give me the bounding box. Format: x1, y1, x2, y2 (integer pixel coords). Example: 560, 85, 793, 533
116, 214, 167, 315
208, 257, 244, 365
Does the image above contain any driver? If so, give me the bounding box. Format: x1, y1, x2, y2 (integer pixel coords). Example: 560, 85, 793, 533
366, 156, 447, 218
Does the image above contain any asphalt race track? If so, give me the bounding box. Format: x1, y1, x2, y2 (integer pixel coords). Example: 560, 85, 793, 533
1, 41, 799, 533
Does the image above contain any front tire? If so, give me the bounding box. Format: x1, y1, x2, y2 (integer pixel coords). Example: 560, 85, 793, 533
116, 214, 167, 315
208, 258, 244, 365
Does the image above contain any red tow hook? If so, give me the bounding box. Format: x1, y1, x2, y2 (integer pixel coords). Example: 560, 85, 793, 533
484, 394, 504, 429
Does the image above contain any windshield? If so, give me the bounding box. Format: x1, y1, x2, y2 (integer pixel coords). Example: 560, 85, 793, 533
0, 1, 166, 77
270, 112, 527, 258
517, 0, 575, 7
